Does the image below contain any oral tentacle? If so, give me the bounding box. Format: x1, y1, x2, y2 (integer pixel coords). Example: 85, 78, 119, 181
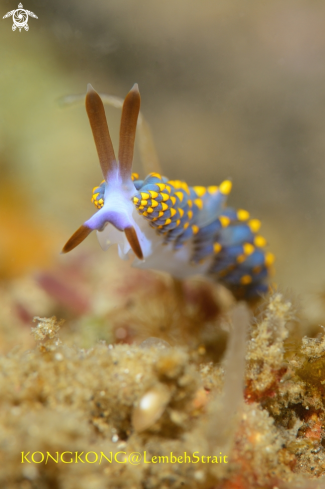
61, 224, 93, 253
61, 207, 110, 254
62, 205, 142, 256
86, 84, 117, 180
124, 226, 143, 259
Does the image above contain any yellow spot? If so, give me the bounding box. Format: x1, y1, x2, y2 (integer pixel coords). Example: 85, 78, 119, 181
181, 182, 190, 195
165, 185, 171, 193
175, 191, 184, 202
254, 235, 267, 248
149, 172, 162, 178
214, 242, 222, 253
170, 196, 176, 205
241, 275, 252, 285
164, 218, 172, 226
253, 266, 262, 274
131, 172, 139, 180
138, 206, 144, 211
219, 180, 232, 195
248, 219, 261, 233
265, 252, 275, 267
161, 202, 168, 211
187, 210, 193, 220
194, 198, 203, 209
243, 243, 255, 255
237, 209, 250, 221
237, 254, 246, 264
208, 186, 218, 194
142, 211, 148, 216
133, 197, 139, 204
183, 222, 190, 230
187, 200, 192, 208
219, 216, 230, 227
92, 193, 99, 200
140, 200, 148, 206
98, 199, 103, 205
156, 183, 166, 191
161, 193, 169, 201
151, 200, 159, 208
170, 180, 182, 189
193, 186, 206, 197
140, 192, 150, 200
170, 208, 177, 217
178, 208, 184, 218
147, 207, 154, 214
149, 191, 158, 198
192, 225, 199, 234
158, 211, 164, 218
157, 225, 163, 229
219, 267, 232, 278
176, 219, 181, 226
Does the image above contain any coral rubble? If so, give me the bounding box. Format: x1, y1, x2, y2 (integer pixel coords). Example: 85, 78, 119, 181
1, 275, 325, 488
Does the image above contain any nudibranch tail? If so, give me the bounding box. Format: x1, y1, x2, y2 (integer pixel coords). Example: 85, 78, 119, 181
85, 84, 117, 180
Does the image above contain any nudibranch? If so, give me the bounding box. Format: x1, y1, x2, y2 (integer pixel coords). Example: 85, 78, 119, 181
62, 84, 274, 300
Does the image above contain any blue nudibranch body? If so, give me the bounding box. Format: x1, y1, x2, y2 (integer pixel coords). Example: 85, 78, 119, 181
62, 84, 274, 301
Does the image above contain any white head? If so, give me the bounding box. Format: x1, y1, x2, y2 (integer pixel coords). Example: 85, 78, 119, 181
62, 84, 143, 260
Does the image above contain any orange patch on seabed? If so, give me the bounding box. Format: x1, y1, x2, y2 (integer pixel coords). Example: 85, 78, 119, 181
0, 180, 62, 278
305, 414, 323, 441
244, 367, 287, 403
192, 388, 209, 412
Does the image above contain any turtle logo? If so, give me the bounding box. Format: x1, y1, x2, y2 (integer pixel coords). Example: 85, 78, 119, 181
3, 3, 38, 32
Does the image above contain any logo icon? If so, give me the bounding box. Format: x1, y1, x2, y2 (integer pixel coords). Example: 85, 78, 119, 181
3, 3, 38, 32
